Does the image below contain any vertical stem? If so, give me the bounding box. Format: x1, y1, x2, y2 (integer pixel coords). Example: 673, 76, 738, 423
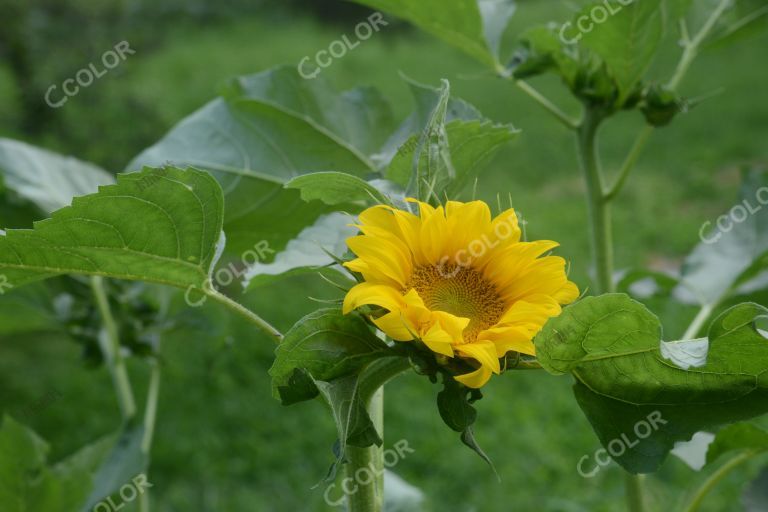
624, 473, 648, 512
576, 109, 614, 294
90, 276, 137, 420
578, 109, 646, 511
345, 388, 384, 512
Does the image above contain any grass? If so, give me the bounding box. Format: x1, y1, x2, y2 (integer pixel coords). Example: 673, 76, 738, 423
1, 1, 768, 510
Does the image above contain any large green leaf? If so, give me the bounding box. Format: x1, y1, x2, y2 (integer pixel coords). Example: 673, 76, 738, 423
682, 169, 768, 307
536, 294, 768, 472
269, 309, 400, 479
0, 167, 224, 291
269, 308, 390, 404
0, 138, 114, 214
578, 0, 665, 104
128, 66, 394, 258
349, 0, 516, 69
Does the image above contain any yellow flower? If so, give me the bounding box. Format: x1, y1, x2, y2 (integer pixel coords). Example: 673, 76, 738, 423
342, 199, 579, 388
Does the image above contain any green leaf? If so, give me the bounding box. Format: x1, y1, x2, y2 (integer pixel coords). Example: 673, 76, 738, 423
315, 373, 383, 449
0, 166, 224, 291
436, 374, 495, 473
269, 308, 390, 404
0, 416, 92, 512
383, 79, 518, 200
349, 0, 516, 69
285, 172, 390, 206
244, 213, 355, 290
81, 424, 147, 512
387, 119, 518, 200
0, 138, 114, 215
682, 168, 768, 307
437, 375, 478, 432
0, 282, 60, 335
536, 294, 768, 472
128, 66, 394, 257
511, 24, 579, 85
315, 372, 383, 480
578, 0, 665, 104
705, 423, 768, 464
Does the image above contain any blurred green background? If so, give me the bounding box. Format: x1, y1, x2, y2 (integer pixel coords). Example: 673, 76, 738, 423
1, 0, 767, 510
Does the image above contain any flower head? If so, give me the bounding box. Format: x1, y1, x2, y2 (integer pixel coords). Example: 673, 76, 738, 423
343, 199, 579, 388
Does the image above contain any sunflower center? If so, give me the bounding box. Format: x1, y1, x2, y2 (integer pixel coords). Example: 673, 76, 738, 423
408, 264, 505, 343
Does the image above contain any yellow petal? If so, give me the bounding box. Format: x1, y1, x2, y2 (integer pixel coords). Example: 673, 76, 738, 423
454, 365, 493, 388
456, 341, 501, 374
346, 235, 411, 287
421, 322, 456, 357
476, 326, 536, 357
342, 282, 405, 314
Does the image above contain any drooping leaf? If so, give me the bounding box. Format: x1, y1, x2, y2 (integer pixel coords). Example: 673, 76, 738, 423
285, 172, 391, 207
0, 138, 114, 215
436, 373, 495, 473
315, 372, 383, 480
578, 0, 665, 104
315, 373, 383, 449
0, 167, 224, 292
349, 0, 516, 69
269, 308, 391, 404
536, 294, 768, 472
80, 424, 147, 512
244, 213, 355, 290
128, 66, 394, 258
681, 168, 768, 307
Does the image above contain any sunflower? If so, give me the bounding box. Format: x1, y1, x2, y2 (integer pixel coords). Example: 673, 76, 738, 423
342, 199, 579, 388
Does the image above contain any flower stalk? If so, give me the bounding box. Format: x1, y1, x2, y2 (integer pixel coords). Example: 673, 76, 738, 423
345, 357, 411, 512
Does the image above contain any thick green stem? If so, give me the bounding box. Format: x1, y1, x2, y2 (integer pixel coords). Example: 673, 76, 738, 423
578, 110, 648, 510
345, 357, 410, 512
90, 276, 137, 421
625, 473, 648, 512
681, 451, 755, 512
577, 109, 614, 294
346, 388, 384, 512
